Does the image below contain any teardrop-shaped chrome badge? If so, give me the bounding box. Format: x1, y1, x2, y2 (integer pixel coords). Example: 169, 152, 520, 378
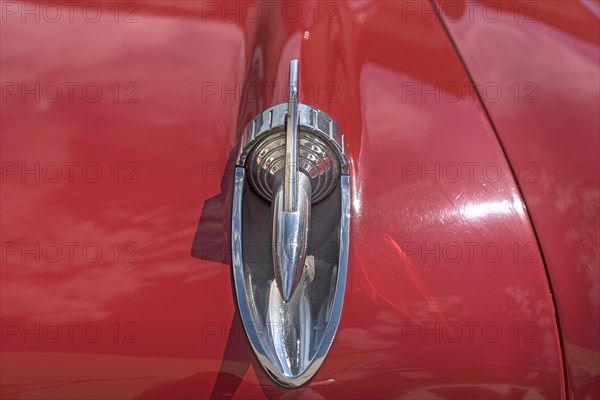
231, 59, 350, 387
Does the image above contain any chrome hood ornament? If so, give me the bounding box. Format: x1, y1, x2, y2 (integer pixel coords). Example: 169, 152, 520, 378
232, 60, 350, 387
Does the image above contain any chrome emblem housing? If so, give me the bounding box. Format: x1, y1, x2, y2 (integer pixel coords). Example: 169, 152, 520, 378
231, 60, 350, 387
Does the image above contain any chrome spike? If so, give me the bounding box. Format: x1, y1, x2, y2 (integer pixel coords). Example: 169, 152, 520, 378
284, 59, 299, 212
272, 173, 311, 302
233, 58, 349, 386
275, 59, 310, 302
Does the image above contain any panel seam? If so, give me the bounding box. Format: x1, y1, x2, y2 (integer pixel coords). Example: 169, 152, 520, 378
428, 1, 570, 398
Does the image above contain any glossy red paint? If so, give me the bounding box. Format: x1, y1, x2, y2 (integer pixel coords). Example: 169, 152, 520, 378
0, 1, 571, 398
436, 0, 600, 398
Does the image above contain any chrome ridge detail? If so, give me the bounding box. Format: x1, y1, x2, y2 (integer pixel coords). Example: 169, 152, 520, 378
232, 59, 350, 387
272, 172, 311, 302
275, 59, 308, 301
284, 59, 299, 213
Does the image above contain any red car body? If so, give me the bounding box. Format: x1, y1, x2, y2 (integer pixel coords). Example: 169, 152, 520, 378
0, 1, 598, 399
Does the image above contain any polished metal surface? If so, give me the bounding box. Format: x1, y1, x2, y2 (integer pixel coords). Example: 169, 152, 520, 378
272, 172, 311, 302
231, 170, 350, 387
245, 129, 342, 204
237, 104, 348, 175
284, 59, 299, 212
232, 59, 350, 387
274, 59, 308, 301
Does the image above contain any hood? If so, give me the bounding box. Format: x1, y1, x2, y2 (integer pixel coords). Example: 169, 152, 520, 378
0, 1, 566, 398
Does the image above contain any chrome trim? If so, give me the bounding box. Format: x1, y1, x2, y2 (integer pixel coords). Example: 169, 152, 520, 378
231, 59, 350, 387
272, 172, 312, 302
284, 59, 299, 212
231, 169, 350, 387
237, 104, 348, 175
245, 130, 342, 204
